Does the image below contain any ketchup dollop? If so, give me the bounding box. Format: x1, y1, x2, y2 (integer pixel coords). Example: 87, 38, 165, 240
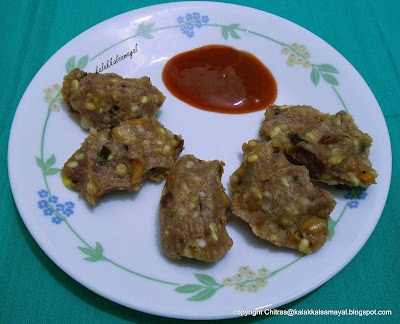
162, 45, 277, 114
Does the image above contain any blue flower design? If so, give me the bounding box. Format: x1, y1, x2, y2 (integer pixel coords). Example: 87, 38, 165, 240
65, 201, 75, 208
38, 190, 48, 198
48, 195, 58, 204
55, 203, 65, 212
357, 192, 367, 200
38, 200, 48, 209
37, 189, 76, 225
341, 186, 368, 210
181, 25, 194, 38
348, 201, 359, 209
344, 192, 355, 200
177, 12, 208, 38
343, 187, 367, 207
52, 216, 63, 224
43, 208, 54, 216
63, 208, 74, 217
195, 20, 202, 29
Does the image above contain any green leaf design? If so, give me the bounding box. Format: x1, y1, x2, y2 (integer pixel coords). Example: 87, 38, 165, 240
221, 24, 240, 40
175, 285, 203, 293
228, 23, 240, 29
136, 23, 144, 30
311, 67, 320, 86
135, 22, 154, 39
45, 154, 56, 169
84, 256, 103, 262
95, 242, 103, 255
317, 64, 339, 74
79, 246, 96, 257
221, 27, 228, 40
321, 73, 339, 86
142, 32, 153, 39
78, 243, 104, 262
45, 168, 60, 175
195, 274, 218, 286
143, 22, 155, 32
79, 247, 96, 256
187, 288, 217, 301
35, 157, 45, 170
66, 56, 75, 74
229, 30, 240, 39
328, 220, 336, 240
77, 55, 89, 69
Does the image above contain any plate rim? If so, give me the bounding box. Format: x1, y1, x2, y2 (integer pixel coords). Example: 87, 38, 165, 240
8, 1, 392, 320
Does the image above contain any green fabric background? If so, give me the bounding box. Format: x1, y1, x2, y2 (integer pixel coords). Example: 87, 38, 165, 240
1, 0, 399, 322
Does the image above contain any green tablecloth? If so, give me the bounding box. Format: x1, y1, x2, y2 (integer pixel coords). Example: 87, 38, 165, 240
1, 0, 398, 322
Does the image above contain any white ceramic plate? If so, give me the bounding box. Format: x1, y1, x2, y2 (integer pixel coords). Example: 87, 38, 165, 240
8, 1, 391, 320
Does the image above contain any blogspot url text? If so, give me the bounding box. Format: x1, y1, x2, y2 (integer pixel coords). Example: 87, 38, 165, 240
233, 309, 392, 317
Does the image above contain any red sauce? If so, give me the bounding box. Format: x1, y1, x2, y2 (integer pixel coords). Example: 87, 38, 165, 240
162, 45, 277, 114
